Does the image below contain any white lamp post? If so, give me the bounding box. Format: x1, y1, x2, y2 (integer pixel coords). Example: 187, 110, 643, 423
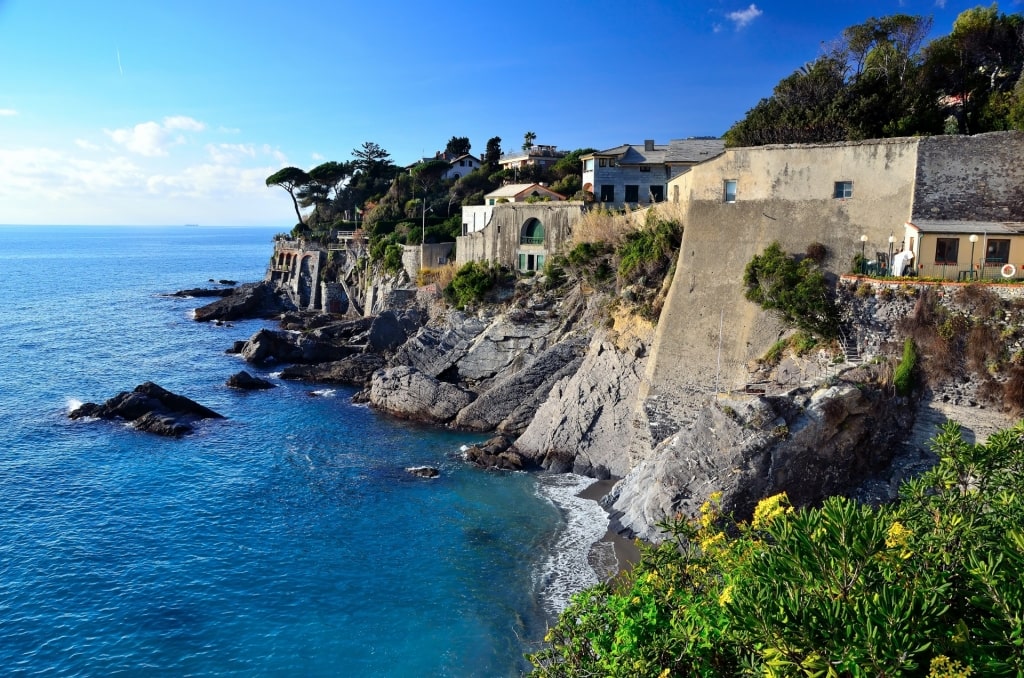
969, 234, 978, 279
887, 234, 895, 276
860, 234, 868, 274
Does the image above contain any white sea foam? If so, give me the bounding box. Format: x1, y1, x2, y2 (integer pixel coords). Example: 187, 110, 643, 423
533, 474, 612, 617
310, 389, 336, 398
66, 398, 83, 412
268, 371, 283, 379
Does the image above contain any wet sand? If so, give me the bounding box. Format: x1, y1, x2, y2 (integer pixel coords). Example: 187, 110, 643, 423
577, 479, 642, 580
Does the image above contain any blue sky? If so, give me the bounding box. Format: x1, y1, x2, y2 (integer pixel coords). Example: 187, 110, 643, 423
0, 0, 1018, 226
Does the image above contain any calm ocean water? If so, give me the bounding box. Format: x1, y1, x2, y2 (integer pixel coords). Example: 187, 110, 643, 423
0, 226, 606, 677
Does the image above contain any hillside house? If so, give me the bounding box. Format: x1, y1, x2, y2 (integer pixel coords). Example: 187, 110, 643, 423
497, 145, 566, 175
582, 138, 724, 206
407, 151, 482, 181
461, 183, 567, 237
456, 202, 583, 272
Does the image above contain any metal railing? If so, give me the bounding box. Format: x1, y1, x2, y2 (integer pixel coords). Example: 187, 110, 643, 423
519, 236, 544, 245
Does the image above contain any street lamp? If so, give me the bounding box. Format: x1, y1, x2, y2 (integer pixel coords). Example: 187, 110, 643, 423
887, 234, 895, 276
969, 234, 978, 279
860, 234, 868, 274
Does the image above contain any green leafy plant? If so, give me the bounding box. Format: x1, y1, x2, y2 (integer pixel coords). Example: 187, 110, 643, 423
744, 242, 840, 339
443, 261, 501, 309
531, 421, 1024, 677
893, 337, 918, 396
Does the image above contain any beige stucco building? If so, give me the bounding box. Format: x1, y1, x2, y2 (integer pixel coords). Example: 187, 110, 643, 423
455, 202, 583, 272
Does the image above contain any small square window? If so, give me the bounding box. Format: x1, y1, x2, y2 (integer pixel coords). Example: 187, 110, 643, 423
625, 185, 639, 203
723, 180, 737, 203
834, 181, 853, 199
598, 158, 607, 167
986, 239, 1010, 264
639, 166, 651, 172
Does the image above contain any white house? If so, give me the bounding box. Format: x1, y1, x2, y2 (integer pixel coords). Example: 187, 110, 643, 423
582, 138, 724, 206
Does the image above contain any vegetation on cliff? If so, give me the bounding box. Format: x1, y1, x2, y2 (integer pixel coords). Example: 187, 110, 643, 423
743, 241, 840, 339
725, 7, 1024, 146
530, 421, 1024, 677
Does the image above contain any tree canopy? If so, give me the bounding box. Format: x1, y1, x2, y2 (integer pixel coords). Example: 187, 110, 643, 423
725, 7, 1024, 146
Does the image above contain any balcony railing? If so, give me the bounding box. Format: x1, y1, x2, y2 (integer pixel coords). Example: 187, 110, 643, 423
520, 236, 544, 245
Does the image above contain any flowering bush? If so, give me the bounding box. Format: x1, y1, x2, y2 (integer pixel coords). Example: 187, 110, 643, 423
529, 421, 1024, 676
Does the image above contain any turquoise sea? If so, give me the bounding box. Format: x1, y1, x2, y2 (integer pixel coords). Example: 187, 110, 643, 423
0, 226, 607, 676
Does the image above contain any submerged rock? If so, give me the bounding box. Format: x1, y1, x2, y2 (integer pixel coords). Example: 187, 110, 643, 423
406, 466, 440, 478
69, 381, 224, 437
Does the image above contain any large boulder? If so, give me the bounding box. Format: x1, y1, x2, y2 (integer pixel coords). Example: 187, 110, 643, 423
226, 371, 276, 390
69, 382, 224, 437
369, 366, 475, 424
606, 377, 913, 542
513, 335, 649, 479
193, 281, 293, 322
239, 328, 357, 366
278, 353, 386, 386
453, 338, 587, 434
366, 310, 408, 353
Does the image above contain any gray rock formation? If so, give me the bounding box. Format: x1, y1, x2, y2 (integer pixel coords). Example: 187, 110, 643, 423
405, 466, 440, 478
391, 311, 490, 377
453, 338, 588, 434
514, 334, 649, 479
193, 281, 293, 322
369, 366, 476, 424
239, 328, 357, 366
463, 435, 529, 470
279, 354, 386, 385
226, 371, 276, 390
69, 381, 224, 437
606, 373, 912, 541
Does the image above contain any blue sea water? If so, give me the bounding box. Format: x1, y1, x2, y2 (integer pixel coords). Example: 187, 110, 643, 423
0, 226, 607, 677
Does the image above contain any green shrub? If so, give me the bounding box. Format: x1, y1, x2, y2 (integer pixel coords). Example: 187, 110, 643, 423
530, 421, 1024, 676
744, 242, 840, 339
443, 261, 499, 309
893, 337, 918, 396
617, 217, 681, 283
382, 243, 404, 273
542, 256, 566, 290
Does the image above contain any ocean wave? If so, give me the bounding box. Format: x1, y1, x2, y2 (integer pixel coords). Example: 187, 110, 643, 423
533, 474, 610, 617
310, 389, 336, 398
66, 398, 83, 412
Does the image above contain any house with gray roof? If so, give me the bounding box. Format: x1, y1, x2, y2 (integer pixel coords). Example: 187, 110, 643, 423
581, 138, 724, 206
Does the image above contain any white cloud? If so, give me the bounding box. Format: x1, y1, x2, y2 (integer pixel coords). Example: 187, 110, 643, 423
105, 116, 206, 157
311, 152, 325, 161
0, 109, 17, 116
206, 143, 257, 164
727, 4, 763, 30
934, 0, 946, 7
262, 144, 288, 165
75, 139, 100, 150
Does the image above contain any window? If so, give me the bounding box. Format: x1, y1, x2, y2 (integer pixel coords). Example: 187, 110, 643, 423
639, 165, 651, 172
724, 180, 737, 203
649, 185, 664, 203
834, 181, 853, 199
625, 185, 639, 203
459, 160, 466, 167
934, 237, 959, 265
986, 239, 1010, 264
584, 159, 594, 172
520, 218, 545, 245
600, 185, 615, 203
598, 158, 607, 167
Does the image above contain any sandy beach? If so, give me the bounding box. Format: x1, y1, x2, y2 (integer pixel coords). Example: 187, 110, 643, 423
577, 478, 642, 581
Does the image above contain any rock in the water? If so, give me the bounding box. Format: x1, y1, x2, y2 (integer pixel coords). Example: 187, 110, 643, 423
463, 435, 529, 470
193, 281, 293, 322
226, 371, 276, 390
279, 353, 385, 386
168, 287, 236, 298
369, 366, 475, 424
406, 466, 440, 478
69, 382, 224, 437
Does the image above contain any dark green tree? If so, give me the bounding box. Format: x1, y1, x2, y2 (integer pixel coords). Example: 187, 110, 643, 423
445, 136, 471, 157
483, 136, 502, 168
265, 166, 311, 225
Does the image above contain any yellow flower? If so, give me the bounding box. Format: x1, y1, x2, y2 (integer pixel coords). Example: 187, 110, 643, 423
718, 585, 734, 606
928, 655, 972, 677
886, 521, 913, 549
751, 493, 792, 530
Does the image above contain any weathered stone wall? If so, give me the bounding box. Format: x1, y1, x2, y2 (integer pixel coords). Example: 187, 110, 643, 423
638, 139, 921, 448
913, 132, 1024, 222
454, 202, 584, 268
